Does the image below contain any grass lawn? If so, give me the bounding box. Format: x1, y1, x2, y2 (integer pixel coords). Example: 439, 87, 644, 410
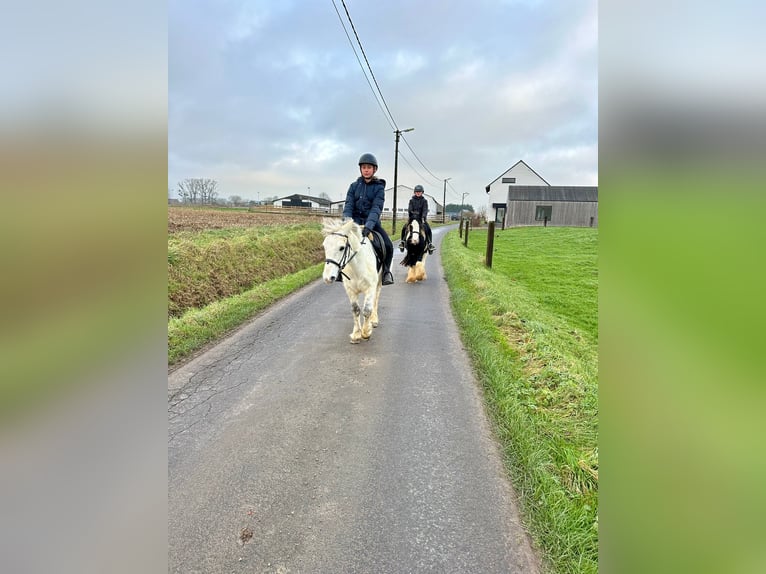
442, 225, 598, 574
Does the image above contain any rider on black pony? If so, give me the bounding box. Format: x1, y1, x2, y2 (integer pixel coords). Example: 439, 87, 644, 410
399, 184, 434, 254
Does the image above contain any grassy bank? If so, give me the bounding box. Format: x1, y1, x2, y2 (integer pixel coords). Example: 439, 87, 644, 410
168, 222, 324, 366
168, 224, 324, 318
442, 226, 598, 574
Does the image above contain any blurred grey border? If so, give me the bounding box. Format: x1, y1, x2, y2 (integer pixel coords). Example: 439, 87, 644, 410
1, 1, 167, 573
601, 1, 766, 171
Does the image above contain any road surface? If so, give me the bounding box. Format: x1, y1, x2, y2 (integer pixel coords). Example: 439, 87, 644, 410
168, 225, 541, 573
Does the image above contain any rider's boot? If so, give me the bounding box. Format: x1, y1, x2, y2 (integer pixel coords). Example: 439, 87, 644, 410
427, 242, 435, 254
382, 267, 394, 285
398, 240, 405, 252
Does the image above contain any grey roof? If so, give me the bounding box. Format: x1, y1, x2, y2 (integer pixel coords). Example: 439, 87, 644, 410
507, 186, 598, 202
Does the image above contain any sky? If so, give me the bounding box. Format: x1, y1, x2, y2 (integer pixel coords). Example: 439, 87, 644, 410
169, 0, 597, 212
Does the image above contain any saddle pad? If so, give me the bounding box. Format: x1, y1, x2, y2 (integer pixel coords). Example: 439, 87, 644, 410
367, 230, 385, 270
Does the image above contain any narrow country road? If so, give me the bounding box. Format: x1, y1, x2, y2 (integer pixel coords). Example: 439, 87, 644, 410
168, 225, 541, 573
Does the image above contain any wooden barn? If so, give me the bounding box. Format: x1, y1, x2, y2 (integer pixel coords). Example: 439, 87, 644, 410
503, 186, 598, 228
485, 160, 598, 228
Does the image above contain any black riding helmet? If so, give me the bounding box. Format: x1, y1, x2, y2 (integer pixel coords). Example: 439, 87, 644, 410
414, 184, 424, 193
358, 153, 378, 168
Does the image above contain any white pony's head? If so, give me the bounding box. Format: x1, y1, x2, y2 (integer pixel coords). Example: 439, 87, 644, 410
321, 218, 362, 284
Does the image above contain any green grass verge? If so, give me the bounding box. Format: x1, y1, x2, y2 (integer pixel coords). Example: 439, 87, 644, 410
442, 226, 598, 574
168, 263, 323, 366
168, 224, 324, 318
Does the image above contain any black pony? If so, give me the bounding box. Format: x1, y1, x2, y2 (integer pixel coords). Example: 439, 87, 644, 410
399, 219, 429, 283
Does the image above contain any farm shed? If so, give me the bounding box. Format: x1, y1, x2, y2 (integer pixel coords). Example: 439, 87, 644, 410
270, 194, 332, 210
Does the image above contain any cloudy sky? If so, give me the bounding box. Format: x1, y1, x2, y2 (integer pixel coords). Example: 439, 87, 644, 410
169, 0, 597, 211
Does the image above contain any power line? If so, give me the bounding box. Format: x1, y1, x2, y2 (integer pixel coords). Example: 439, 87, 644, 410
332, 0, 451, 194
330, 0, 395, 131
338, 0, 400, 131
400, 134, 443, 183
397, 153, 437, 187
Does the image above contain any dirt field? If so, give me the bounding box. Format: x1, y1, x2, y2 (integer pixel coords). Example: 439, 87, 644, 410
168, 206, 330, 232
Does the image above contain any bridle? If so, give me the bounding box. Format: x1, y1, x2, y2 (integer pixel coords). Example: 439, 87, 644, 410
406, 221, 422, 244
324, 232, 359, 282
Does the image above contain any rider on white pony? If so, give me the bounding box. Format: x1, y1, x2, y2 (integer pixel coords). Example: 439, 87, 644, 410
398, 184, 434, 254
343, 153, 394, 285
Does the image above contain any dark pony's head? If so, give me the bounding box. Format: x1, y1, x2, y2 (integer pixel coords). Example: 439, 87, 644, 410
401, 219, 426, 268
406, 219, 422, 246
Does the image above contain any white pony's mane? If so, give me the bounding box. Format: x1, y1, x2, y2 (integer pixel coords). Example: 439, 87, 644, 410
322, 218, 362, 247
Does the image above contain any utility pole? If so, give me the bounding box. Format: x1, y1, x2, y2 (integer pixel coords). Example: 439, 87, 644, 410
442, 177, 452, 223
392, 127, 414, 234
460, 192, 469, 218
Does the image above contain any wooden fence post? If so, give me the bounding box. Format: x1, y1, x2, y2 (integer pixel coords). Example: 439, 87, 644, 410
464, 220, 469, 246
485, 221, 495, 268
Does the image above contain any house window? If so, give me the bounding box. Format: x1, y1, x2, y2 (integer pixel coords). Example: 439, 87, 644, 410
535, 205, 552, 221
502, 177, 516, 183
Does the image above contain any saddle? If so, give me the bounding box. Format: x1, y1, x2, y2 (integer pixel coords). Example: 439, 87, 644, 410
363, 230, 386, 271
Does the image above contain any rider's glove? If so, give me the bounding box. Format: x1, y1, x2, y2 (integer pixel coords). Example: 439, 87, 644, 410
362, 225, 372, 238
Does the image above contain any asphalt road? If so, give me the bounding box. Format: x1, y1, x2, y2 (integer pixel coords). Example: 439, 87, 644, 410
168, 225, 541, 573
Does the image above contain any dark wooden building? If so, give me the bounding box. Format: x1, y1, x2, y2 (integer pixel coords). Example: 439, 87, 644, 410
503, 186, 598, 228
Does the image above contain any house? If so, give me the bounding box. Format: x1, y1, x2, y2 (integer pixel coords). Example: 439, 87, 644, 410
381, 184, 442, 220
269, 194, 332, 210
485, 161, 598, 228
485, 160, 550, 224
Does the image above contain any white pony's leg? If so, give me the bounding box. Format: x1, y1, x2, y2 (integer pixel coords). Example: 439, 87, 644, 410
347, 290, 363, 343
360, 285, 377, 339
370, 275, 382, 327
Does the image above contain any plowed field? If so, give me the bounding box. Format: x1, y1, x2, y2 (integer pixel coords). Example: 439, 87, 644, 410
168, 207, 328, 232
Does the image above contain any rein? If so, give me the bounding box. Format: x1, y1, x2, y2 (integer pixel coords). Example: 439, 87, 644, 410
325, 232, 360, 281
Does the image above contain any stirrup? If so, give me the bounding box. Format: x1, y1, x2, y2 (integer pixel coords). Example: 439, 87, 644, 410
398, 240, 405, 252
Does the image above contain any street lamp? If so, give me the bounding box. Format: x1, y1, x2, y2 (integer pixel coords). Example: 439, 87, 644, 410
442, 177, 452, 223
392, 127, 414, 234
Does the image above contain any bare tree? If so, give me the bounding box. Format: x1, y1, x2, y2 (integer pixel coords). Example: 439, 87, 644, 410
177, 178, 218, 204
228, 194, 243, 207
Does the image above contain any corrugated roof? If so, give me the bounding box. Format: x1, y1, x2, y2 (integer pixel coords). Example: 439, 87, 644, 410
507, 186, 598, 202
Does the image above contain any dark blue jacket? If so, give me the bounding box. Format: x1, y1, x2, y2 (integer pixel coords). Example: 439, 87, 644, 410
408, 194, 429, 222
343, 177, 386, 231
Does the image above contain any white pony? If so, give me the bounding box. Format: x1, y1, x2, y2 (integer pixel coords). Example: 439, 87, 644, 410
400, 219, 428, 283
321, 218, 382, 343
